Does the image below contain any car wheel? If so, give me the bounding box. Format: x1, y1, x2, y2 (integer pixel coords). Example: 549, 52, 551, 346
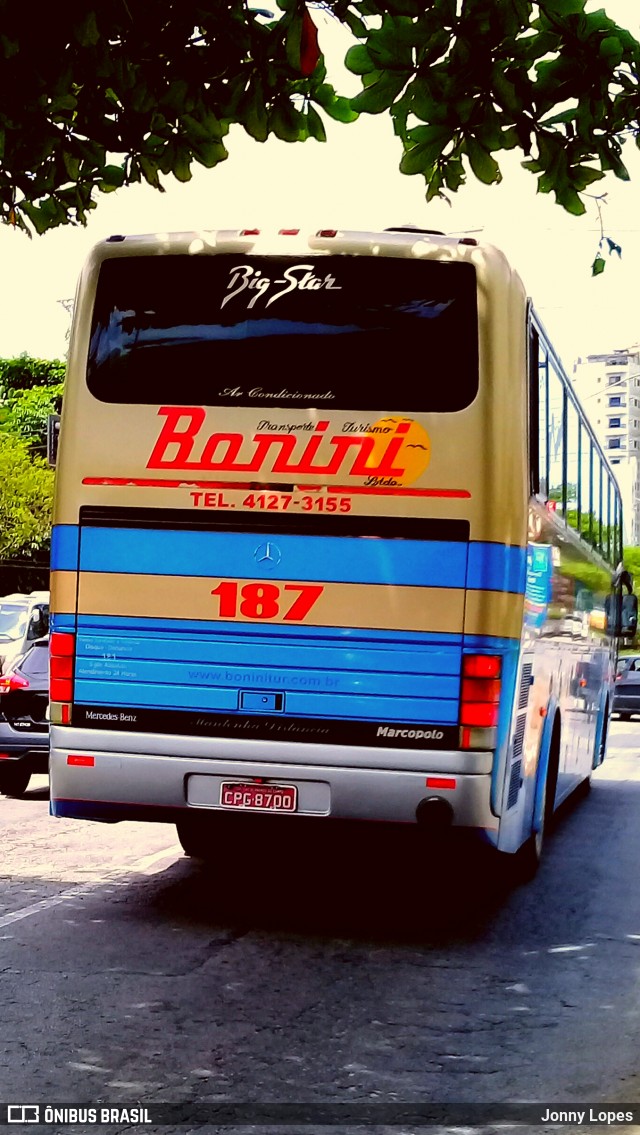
0, 765, 31, 797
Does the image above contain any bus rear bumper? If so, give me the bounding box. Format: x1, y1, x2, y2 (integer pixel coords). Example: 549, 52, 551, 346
49, 736, 498, 836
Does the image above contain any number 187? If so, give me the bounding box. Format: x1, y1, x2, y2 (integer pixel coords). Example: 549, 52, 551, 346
210, 581, 324, 621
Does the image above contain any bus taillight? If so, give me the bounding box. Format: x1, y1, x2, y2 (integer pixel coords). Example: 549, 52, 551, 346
50, 631, 75, 710
460, 654, 501, 749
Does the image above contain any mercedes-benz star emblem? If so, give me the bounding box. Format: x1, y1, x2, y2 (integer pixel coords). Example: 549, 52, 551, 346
254, 541, 282, 566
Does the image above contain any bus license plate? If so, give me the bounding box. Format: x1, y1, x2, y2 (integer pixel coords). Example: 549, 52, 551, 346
219, 782, 298, 812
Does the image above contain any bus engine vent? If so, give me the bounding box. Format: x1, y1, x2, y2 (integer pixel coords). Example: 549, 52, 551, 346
518, 663, 533, 710
512, 714, 527, 761
507, 759, 523, 809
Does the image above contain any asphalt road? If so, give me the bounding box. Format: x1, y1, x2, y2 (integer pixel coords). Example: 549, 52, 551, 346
2, 723, 640, 1133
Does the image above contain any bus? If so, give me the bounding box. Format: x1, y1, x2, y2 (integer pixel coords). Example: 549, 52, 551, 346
49, 227, 632, 878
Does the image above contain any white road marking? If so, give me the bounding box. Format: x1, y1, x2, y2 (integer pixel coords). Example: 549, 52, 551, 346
0, 844, 181, 929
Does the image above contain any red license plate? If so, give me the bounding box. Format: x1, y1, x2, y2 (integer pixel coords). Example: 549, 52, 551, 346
219, 781, 298, 812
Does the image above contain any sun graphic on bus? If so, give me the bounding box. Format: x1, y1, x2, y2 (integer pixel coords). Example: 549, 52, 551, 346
364, 417, 431, 485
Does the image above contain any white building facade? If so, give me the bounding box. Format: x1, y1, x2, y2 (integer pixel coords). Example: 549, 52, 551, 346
572, 348, 640, 547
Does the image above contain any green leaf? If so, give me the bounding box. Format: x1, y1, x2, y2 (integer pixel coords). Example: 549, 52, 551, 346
172, 147, 192, 182
345, 45, 376, 75
541, 0, 585, 15
161, 80, 189, 114
138, 155, 161, 188
0, 36, 19, 59
285, 13, 302, 72
101, 164, 126, 188
600, 36, 623, 66
18, 202, 49, 236
270, 103, 304, 142
466, 139, 501, 184
314, 90, 359, 124
591, 254, 606, 276
569, 165, 604, 191
400, 140, 442, 175
425, 166, 445, 202
182, 113, 218, 143
63, 153, 80, 182
554, 183, 586, 214
407, 124, 451, 147
443, 156, 465, 192
50, 94, 78, 113
192, 140, 228, 168
306, 105, 327, 142
540, 107, 578, 127
350, 72, 408, 114
367, 16, 415, 70
245, 97, 269, 142
73, 11, 100, 47
342, 10, 367, 37
408, 77, 436, 121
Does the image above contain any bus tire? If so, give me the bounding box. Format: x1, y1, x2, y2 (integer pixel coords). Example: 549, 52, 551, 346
516, 716, 560, 883
176, 813, 216, 861
0, 765, 31, 797
596, 700, 610, 764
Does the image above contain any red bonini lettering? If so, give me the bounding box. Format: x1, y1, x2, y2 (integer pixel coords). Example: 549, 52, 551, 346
147, 407, 206, 468
199, 432, 245, 468
147, 408, 412, 480
370, 426, 413, 476
245, 434, 298, 473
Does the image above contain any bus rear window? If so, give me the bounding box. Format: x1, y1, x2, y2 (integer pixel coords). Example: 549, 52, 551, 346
87, 254, 478, 412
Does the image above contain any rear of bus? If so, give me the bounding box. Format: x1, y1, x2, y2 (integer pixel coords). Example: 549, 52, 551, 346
49, 229, 528, 850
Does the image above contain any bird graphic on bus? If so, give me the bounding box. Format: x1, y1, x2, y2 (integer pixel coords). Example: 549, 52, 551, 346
363, 417, 431, 485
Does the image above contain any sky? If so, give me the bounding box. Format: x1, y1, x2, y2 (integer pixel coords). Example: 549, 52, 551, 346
0, 0, 639, 373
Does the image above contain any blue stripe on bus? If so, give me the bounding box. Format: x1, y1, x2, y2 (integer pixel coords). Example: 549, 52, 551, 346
54, 525, 527, 594
463, 634, 520, 650
76, 631, 462, 676
467, 544, 526, 594
77, 527, 468, 588
73, 678, 459, 724
51, 524, 80, 571
50, 799, 188, 821
75, 655, 460, 700
75, 614, 465, 646
51, 613, 76, 632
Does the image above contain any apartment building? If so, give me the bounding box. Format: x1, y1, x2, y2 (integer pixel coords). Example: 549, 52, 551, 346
572, 347, 640, 546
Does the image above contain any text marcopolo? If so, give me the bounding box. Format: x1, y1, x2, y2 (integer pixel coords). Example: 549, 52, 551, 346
377, 726, 445, 740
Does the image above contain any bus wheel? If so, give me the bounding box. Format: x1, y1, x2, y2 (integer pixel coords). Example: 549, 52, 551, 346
0, 765, 31, 797
516, 720, 560, 883
176, 813, 216, 861
597, 702, 610, 763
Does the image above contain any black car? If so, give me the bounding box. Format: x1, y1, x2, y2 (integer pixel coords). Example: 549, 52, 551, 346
612, 654, 640, 721
0, 636, 48, 797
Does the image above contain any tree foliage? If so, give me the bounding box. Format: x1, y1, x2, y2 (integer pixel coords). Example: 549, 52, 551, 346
0, 356, 64, 456
0, 0, 638, 241
3, 383, 64, 454
0, 432, 54, 560
0, 354, 65, 394
0, 356, 62, 576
